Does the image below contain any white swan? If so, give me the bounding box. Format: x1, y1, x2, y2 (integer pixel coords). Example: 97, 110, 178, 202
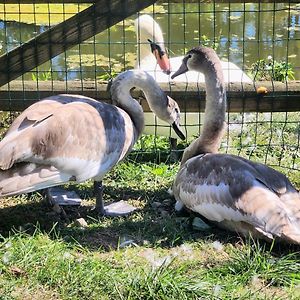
0, 69, 185, 216
135, 14, 252, 139
172, 47, 300, 244
135, 14, 252, 84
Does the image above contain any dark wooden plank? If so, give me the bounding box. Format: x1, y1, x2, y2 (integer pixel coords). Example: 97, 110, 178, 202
1, 0, 299, 3
1, 80, 300, 113
0, 0, 157, 87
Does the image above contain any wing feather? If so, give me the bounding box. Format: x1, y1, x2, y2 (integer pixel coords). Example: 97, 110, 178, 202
1, 94, 136, 189
173, 153, 300, 243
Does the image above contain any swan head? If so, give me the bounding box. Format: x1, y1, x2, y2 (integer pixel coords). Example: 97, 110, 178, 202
150, 92, 185, 140
148, 39, 171, 75
110, 69, 185, 140
171, 46, 221, 78
134, 15, 171, 74
166, 95, 185, 140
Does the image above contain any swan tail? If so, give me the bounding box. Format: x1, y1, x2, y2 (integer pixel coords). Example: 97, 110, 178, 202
255, 224, 300, 245
240, 187, 300, 244
279, 192, 300, 244
0, 163, 71, 197
264, 192, 300, 244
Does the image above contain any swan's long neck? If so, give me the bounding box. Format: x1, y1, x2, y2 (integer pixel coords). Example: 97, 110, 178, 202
111, 70, 168, 139
134, 15, 165, 69
135, 43, 157, 69
181, 62, 226, 165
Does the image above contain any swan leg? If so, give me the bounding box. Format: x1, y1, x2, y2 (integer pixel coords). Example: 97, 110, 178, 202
93, 181, 106, 215
93, 181, 137, 217
169, 138, 179, 162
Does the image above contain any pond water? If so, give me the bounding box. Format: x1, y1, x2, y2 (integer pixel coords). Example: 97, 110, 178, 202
0, 2, 299, 81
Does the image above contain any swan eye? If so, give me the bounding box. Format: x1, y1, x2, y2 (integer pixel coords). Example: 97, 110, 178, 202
187, 54, 192, 59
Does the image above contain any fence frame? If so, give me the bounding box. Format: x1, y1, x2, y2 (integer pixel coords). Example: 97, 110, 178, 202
1, 0, 300, 113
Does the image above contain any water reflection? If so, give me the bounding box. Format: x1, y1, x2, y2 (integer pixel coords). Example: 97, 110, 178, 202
0, 3, 299, 81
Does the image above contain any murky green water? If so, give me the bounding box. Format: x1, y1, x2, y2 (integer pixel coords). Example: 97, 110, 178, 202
0, 2, 299, 80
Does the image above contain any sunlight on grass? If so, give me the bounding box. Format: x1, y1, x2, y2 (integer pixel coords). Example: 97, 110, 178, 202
0, 108, 300, 299
1, 228, 300, 299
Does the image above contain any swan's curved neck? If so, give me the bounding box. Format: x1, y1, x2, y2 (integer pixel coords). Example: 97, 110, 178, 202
111, 70, 168, 139
181, 64, 226, 165
134, 16, 165, 69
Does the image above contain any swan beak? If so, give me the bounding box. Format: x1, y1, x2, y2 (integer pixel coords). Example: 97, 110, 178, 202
148, 39, 171, 75
171, 61, 188, 79
172, 121, 185, 140
155, 51, 171, 75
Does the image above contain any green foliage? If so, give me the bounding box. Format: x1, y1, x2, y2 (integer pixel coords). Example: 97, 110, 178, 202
201, 34, 219, 51
97, 70, 119, 81
1, 225, 300, 299
0, 156, 300, 299
31, 68, 52, 81
0, 111, 19, 139
250, 57, 295, 81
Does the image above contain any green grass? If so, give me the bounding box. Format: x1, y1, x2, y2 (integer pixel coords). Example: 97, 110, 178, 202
0, 111, 300, 299
0, 159, 300, 299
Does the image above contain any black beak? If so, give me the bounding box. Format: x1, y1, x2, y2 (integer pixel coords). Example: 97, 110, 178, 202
172, 122, 185, 140
171, 61, 189, 79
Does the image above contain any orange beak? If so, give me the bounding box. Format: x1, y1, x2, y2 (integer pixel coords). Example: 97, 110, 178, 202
148, 39, 171, 75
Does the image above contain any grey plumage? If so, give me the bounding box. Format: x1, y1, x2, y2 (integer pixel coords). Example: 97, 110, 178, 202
172, 47, 300, 244
0, 70, 184, 204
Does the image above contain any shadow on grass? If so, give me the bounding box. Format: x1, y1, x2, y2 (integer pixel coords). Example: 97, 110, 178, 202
1, 186, 300, 256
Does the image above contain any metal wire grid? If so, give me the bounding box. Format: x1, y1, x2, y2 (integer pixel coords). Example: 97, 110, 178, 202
0, 1, 299, 172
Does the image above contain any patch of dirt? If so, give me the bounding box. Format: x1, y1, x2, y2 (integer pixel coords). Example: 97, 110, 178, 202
10, 284, 61, 300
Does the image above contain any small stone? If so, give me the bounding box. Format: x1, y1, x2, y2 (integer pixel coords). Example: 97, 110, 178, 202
48, 187, 82, 206
143, 240, 150, 246
104, 201, 137, 217
167, 187, 174, 196
119, 236, 138, 248
213, 284, 222, 296
151, 201, 161, 209
211, 240, 223, 252
192, 217, 211, 231
2, 252, 11, 264
162, 198, 172, 205
251, 275, 261, 286
73, 218, 88, 228
160, 210, 169, 217
179, 243, 193, 254
175, 200, 184, 212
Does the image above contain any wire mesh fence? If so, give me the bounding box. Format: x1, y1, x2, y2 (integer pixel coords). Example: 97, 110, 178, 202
0, 1, 299, 174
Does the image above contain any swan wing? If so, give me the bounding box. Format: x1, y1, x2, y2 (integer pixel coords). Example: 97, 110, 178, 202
173, 153, 300, 243
0, 96, 135, 196
5, 94, 99, 135
233, 155, 298, 195
0, 163, 71, 197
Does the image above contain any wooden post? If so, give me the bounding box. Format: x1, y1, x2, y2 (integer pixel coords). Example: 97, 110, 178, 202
0, 0, 158, 86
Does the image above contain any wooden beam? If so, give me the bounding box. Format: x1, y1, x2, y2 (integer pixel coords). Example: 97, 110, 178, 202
1, 80, 300, 113
0, 0, 157, 87
1, 0, 299, 3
